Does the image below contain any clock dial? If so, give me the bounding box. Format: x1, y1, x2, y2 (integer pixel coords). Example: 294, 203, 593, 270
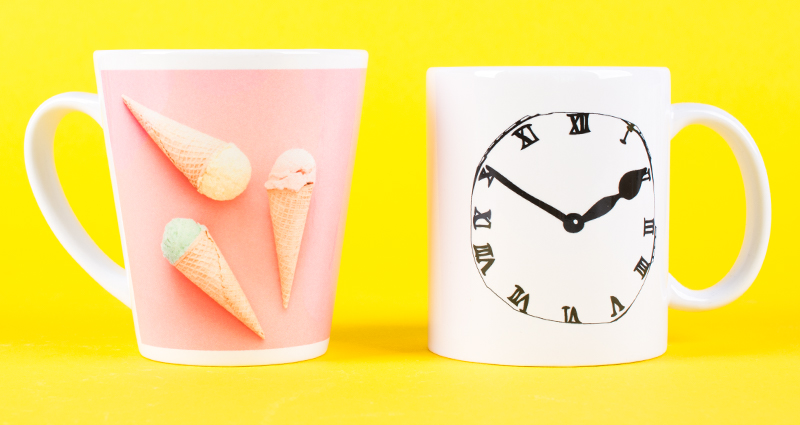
470, 113, 656, 324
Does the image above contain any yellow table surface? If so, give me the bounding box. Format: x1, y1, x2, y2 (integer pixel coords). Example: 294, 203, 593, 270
1, 299, 799, 424
2, 0, 798, 423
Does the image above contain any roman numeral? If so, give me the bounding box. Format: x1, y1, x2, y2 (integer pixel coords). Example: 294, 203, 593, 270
562, 306, 582, 323
610, 296, 625, 317
634, 256, 650, 279
568, 113, 590, 135
507, 285, 530, 314
473, 208, 492, 229
473, 243, 495, 275
620, 122, 636, 144
478, 166, 495, 187
641, 168, 651, 181
643, 218, 655, 236
513, 124, 539, 149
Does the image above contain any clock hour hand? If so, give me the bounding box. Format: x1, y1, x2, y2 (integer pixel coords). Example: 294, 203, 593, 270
483, 165, 568, 223
580, 168, 649, 223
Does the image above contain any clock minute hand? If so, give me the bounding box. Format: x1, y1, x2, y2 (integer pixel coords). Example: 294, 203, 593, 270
581, 168, 648, 223
484, 165, 568, 222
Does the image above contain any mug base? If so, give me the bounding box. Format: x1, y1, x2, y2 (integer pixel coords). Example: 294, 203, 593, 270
137, 339, 329, 366
428, 345, 667, 367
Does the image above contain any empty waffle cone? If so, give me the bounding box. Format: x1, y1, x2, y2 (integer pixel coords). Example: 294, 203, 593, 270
122, 95, 251, 201
174, 228, 265, 339
268, 184, 314, 308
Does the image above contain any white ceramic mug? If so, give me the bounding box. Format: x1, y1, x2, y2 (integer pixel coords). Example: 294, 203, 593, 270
25, 50, 367, 365
426, 67, 770, 366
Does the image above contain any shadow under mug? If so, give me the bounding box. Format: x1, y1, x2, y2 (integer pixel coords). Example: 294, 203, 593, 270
25, 50, 368, 366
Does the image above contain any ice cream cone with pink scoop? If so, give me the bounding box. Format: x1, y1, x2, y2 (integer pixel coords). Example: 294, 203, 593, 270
122, 95, 252, 201
265, 149, 316, 308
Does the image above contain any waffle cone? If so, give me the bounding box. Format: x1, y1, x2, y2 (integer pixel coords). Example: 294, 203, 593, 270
122, 95, 228, 188
268, 184, 314, 308
174, 230, 264, 339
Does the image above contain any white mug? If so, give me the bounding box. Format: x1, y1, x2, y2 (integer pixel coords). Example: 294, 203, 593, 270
426, 67, 770, 366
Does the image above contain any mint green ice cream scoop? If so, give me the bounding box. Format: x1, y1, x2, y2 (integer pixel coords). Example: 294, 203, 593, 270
161, 218, 204, 265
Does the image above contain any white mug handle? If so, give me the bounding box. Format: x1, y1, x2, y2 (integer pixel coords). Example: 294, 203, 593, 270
668, 103, 770, 311
24, 92, 131, 308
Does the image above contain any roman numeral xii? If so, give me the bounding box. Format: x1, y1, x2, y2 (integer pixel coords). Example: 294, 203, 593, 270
568, 113, 590, 135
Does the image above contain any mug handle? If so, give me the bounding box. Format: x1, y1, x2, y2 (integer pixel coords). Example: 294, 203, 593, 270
24, 92, 131, 308
668, 103, 770, 311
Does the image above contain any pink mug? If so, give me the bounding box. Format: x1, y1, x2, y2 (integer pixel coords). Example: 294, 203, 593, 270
25, 50, 368, 365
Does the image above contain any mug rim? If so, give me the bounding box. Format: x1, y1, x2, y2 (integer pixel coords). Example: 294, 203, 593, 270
426, 66, 670, 82
94, 49, 369, 70
427, 66, 669, 70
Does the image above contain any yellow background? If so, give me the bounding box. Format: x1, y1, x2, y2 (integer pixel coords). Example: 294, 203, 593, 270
1, 0, 798, 423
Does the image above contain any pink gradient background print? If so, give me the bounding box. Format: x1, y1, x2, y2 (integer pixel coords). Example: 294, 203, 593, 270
101, 69, 366, 350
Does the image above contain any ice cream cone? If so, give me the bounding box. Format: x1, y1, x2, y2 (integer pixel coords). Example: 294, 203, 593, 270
264, 149, 316, 308
268, 184, 314, 308
122, 95, 251, 201
163, 219, 264, 339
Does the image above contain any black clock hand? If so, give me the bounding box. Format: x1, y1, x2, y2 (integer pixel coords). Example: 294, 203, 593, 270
484, 165, 568, 222
580, 168, 649, 223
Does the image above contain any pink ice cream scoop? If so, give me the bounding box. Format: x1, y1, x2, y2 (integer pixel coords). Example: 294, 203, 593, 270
264, 148, 316, 191
265, 149, 316, 308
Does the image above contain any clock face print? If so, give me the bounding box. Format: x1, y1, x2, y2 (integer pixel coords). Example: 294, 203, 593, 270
470, 113, 656, 324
